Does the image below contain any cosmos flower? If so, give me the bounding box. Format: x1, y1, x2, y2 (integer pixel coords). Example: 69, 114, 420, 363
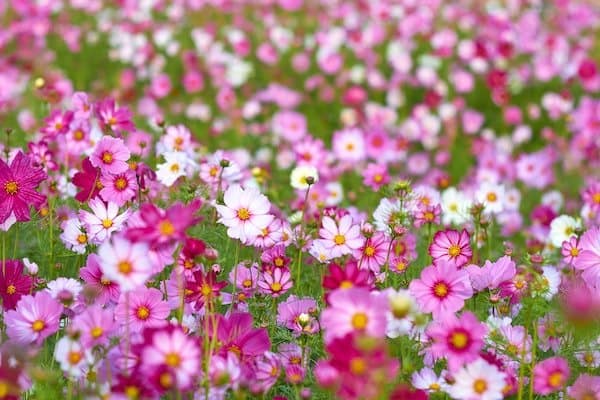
448, 358, 507, 400
257, 268, 293, 297
320, 287, 388, 343
99, 169, 138, 206
0, 259, 33, 310
5, 291, 63, 344
409, 262, 473, 318
72, 157, 102, 203
317, 215, 364, 259
115, 287, 170, 332
90, 136, 131, 175
532, 356, 570, 395
0, 151, 47, 224
97, 234, 154, 292
79, 197, 130, 244
215, 184, 274, 243
429, 229, 472, 268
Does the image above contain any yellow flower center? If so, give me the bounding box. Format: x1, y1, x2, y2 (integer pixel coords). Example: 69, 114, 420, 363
100, 277, 111, 286
68, 351, 83, 365
170, 163, 180, 172
32, 320, 45, 332
486, 192, 497, 202
334, 234, 346, 245
242, 279, 252, 288
593, 193, 600, 204
449, 331, 469, 349
4, 180, 18, 195
73, 130, 84, 141
473, 378, 488, 394
6, 285, 16, 295
77, 234, 88, 244
125, 386, 139, 399
0, 381, 9, 398
165, 353, 181, 367
448, 244, 461, 257
339, 280, 353, 289
91, 326, 103, 338
209, 166, 219, 177
118, 261, 133, 275
373, 174, 383, 183
136, 306, 150, 320
237, 208, 251, 221
271, 282, 282, 292
364, 246, 375, 257
548, 371, 564, 388
570, 247, 579, 256
159, 372, 173, 388
424, 211, 435, 221
274, 257, 284, 267
159, 220, 175, 236
101, 152, 113, 164
349, 357, 366, 375
429, 382, 440, 391
351, 312, 368, 330
433, 282, 449, 298
201, 283, 212, 297
115, 177, 128, 190
102, 219, 113, 228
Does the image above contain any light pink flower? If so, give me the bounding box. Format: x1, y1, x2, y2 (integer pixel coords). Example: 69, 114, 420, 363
97, 234, 154, 292
318, 215, 364, 259
5, 291, 63, 344
90, 136, 131, 174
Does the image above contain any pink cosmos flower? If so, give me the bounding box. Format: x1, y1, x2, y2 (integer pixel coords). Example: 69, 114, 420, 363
258, 268, 293, 297
582, 181, 600, 212
5, 291, 63, 344
533, 357, 570, 395
409, 262, 473, 318
100, 169, 138, 206
139, 325, 201, 391
272, 110, 307, 143
115, 287, 170, 332
354, 231, 389, 273
320, 287, 388, 343
60, 217, 89, 254
97, 234, 154, 292
80, 253, 121, 305
332, 128, 366, 163
466, 255, 516, 291
567, 374, 600, 400
70, 305, 115, 347
40, 109, 73, 138
574, 227, 600, 285
426, 311, 487, 371
79, 197, 130, 244
362, 163, 390, 191
90, 136, 131, 175
126, 200, 201, 250
429, 229, 472, 268
561, 236, 582, 265
0, 151, 47, 224
211, 312, 270, 361
215, 184, 274, 243
317, 215, 364, 259
72, 157, 102, 203
277, 296, 319, 335
0, 259, 33, 310
95, 98, 135, 134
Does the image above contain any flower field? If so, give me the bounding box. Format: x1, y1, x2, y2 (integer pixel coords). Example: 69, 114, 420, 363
0, 0, 600, 399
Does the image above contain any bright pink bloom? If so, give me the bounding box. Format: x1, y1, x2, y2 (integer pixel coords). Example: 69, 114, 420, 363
362, 163, 390, 191
0, 152, 47, 224
126, 200, 201, 249
533, 357, 570, 395
409, 262, 473, 318
95, 98, 135, 134
139, 325, 201, 391
100, 169, 138, 206
90, 136, 131, 175
0, 259, 33, 309
258, 268, 293, 297
320, 287, 388, 343
322, 261, 373, 300
115, 287, 170, 332
40, 109, 73, 137
80, 253, 121, 305
426, 311, 487, 371
277, 296, 319, 335
567, 374, 600, 400
184, 270, 227, 310
354, 231, 389, 273
211, 312, 270, 361
5, 291, 62, 344
429, 229, 472, 268
561, 236, 582, 265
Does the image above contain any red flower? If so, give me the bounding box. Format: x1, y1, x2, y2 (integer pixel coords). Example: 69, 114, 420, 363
0, 152, 47, 224
72, 157, 102, 203
0, 260, 33, 310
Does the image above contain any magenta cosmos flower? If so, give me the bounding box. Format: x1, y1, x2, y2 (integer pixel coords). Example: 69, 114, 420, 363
115, 286, 170, 332
139, 325, 201, 392
0, 152, 47, 224
533, 356, 570, 395
320, 287, 388, 344
429, 229, 472, 268
0, 259, 33, 309
215, 184, 274, 243
426, 311, 487, 371
5, 291, 62, 344
258, 268, 293, 297
90, 136, 131, 175
409, 262, 473, 318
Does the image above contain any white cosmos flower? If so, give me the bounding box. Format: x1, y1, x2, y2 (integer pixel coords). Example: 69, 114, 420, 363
156, 151, 191, 187
290, 165, 319, 190
548, 215, 581, 247
441, 187, 471, 225
476, 182, 506, 215
448, 358, 506, 400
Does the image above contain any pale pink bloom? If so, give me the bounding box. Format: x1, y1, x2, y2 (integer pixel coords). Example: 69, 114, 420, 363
215, 184, 274, 243
60, 217, 89, 254
115, 287, 170, 332
79, 197, 130, 244
5, 291, 63, 344
317, 215, 364, 259
574, 227, 600, 285
70, 305, 115, 347
97, 234, 154, 292
257, 268, 293, 297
